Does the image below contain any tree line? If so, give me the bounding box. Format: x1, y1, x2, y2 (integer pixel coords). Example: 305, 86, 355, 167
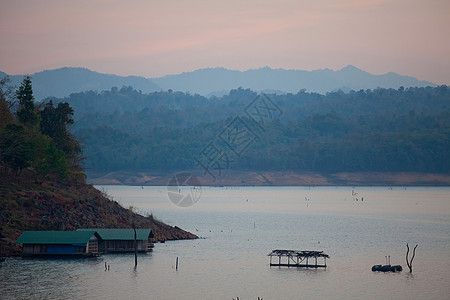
44, 85, 448, 175
49, 85, 450, 131
4, 78, 447, 176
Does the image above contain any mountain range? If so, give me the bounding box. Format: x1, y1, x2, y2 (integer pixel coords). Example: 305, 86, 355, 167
1, 65, 436, 101
0, 68, 160, 101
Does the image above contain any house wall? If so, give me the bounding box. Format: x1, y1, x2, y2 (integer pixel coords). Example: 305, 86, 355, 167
103, 239, 147, 252
87, 240, 98, 253
106, 240, 134, 251
143, 239, 154, 251
23, 244, 86, 254
47, 245, 78, 254
23, 244, 47, 254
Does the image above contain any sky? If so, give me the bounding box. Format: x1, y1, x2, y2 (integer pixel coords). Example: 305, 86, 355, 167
1, 0, 449, 84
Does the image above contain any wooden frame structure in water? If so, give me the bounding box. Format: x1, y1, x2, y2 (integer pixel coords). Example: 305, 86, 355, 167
268, 249, 330, 268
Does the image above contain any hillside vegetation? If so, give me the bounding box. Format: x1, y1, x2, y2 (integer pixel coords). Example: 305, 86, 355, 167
47, 85, 450, 176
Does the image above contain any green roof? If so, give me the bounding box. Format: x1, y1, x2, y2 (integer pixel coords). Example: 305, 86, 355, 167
16, 231, 98, 244
77, 228, 153, 240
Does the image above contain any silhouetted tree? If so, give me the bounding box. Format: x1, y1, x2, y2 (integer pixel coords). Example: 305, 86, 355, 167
16, 76, 39, 128
0, 77, 14, 128
0, 124, 30, 175
40, 101, 81, 164
0, 76, 16, 111
0, 98, 12, 129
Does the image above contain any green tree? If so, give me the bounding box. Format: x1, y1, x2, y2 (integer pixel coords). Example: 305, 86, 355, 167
16, 76, 39, 128
29, 133, 68, 181
0, 123, 69, 180
0, 76, 14, 128
0, 76, 16, 110
0, 124, 30, 175
40, 101, 81, 163
0, 98, 12, 129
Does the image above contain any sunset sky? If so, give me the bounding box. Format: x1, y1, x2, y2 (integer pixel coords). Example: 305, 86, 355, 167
1, 0, 449, 84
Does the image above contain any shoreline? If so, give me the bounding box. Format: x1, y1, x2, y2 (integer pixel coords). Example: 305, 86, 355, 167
87, 170, 450, 186
0, 172, 197, 257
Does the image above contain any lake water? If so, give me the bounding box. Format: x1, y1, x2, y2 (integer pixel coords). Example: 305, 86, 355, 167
1, 186, 449, 299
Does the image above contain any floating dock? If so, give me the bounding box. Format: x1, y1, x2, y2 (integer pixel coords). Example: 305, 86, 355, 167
372, 264, 402, 272
268, 249, 329, 268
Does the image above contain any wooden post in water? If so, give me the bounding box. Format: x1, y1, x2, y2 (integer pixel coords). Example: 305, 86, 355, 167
176, 257, 179, 271
133, 221, 137, 267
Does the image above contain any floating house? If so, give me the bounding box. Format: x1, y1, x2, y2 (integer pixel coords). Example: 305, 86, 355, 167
268, 249, 330, 268
16, 231, 101, 257
77, 228, 154, 253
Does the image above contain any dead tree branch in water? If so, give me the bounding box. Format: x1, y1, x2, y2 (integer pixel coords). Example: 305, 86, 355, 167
406, 243, 418, 273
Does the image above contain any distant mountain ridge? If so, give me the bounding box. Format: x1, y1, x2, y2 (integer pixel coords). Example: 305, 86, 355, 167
151, 65, 436, 96
0, 65, 436, 100
0, 67, 160, 101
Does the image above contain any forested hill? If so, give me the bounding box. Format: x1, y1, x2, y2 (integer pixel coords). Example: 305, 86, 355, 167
48, 85, 450, 176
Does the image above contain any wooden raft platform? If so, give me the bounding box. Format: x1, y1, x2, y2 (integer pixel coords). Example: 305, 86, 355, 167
268, 250, 330, 268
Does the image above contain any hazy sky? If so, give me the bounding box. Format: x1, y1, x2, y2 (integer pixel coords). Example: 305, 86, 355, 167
1, 0, 449, 84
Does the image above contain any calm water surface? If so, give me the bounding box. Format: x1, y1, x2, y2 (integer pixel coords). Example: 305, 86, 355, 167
1, 186, 449, 299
